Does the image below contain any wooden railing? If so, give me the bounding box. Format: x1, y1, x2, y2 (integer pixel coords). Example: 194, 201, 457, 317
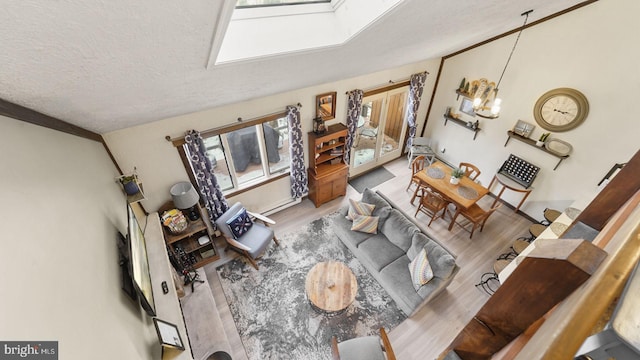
501, 190, 640, 359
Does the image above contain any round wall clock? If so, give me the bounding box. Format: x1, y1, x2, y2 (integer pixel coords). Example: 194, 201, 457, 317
533, 88, 589, 132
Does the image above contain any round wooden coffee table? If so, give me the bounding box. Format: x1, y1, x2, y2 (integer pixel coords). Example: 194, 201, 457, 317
305, 261, 357, 314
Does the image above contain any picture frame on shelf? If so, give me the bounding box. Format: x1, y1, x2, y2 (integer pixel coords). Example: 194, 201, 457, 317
153, 318, 185, 350
513, 120, 536, 138
316, 91, 336, 120
459, 97, 476, 117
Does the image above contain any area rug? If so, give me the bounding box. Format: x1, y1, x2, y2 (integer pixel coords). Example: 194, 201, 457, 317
216, 213, 406, 360
348, 166, 396, 193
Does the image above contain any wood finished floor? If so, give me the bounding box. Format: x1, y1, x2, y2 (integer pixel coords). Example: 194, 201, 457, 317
202, 157, 534, 360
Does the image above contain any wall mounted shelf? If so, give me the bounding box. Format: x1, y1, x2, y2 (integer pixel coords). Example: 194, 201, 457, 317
443, 114, 480, 140
504, 131, 569, 170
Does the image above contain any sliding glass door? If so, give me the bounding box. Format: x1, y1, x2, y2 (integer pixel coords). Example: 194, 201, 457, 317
350, 87, 408, 177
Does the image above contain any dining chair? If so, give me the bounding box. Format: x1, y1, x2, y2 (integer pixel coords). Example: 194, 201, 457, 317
414, 187, 449, 227
331, 328, 396, 360
459, 162, 481, 181
448, 202, 502, 239
406, 155, 427, 193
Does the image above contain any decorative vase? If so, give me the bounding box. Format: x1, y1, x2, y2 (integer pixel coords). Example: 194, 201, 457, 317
536, 140, 545, 147
450, 177, 460, 185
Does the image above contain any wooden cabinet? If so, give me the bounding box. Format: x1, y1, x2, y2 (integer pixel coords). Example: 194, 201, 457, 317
308, 123, 349, 207
158, 201, 219, 270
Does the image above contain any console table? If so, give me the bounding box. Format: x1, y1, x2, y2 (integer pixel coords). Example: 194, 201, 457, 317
145, 212, 193, 360
488, 173, 533, 212
147, 212, 231, 360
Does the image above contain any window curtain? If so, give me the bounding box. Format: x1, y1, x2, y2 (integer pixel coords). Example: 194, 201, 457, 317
184, 130, 229, 227
286, 105, 308, 198
344, 89, 364, 165
406, 71, 428, 149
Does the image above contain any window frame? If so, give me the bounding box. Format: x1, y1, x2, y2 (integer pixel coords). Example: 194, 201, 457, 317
173, 111, 291, 198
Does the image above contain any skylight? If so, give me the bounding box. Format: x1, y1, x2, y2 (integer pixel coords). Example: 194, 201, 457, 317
207, 0, 404, 66
236, 0, 331, 9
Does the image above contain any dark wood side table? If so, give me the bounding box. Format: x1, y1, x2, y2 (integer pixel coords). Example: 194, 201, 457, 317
158, 201, 219, 270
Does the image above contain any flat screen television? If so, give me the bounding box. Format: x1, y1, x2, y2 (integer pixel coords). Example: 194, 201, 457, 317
127, 203, 156, 317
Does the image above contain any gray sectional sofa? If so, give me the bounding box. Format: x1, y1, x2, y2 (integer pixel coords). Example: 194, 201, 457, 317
333, 188, 459, 316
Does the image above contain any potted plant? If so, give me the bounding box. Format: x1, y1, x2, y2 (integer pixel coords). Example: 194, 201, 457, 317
537, 132, 550, 147
119, 174, 140, 195
450, 167, 464, 185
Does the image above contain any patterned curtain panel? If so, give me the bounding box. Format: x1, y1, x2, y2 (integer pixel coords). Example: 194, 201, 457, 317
344, 89, 363, 165
406, 71, 428, 149
286, 105, 309, 198
184, 130, 229, 227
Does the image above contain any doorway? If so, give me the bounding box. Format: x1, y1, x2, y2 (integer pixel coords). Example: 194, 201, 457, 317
350, 87, 409, 177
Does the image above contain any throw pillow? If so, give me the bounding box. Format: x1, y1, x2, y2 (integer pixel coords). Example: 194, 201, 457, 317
346, 198, 375, 221
408, 248, 434, 291
350, 214, 379, 234
226, 208, 253, 239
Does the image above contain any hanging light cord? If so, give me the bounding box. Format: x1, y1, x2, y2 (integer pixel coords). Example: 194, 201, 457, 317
496, 10, 533, 89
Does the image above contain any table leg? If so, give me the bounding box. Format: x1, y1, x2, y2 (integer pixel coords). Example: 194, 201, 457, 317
515, 190, 532, 212
492, 185, 506, 208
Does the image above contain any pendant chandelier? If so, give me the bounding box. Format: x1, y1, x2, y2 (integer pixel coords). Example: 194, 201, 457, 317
474, 10, 533, 119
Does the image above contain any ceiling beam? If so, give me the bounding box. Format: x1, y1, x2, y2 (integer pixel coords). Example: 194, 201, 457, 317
0, 97, 102, 142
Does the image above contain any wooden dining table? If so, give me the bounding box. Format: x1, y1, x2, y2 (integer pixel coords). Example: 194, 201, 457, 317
413, 161, 489, 210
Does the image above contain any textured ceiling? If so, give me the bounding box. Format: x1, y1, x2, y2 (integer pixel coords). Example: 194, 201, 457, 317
0, 0, 588, 134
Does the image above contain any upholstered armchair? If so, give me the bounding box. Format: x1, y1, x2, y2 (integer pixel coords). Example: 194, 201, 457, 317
331, 328, 396, 360
214, 202, 279, 270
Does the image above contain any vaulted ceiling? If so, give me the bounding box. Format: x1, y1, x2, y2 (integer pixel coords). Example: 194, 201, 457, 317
0, 0, 589, 133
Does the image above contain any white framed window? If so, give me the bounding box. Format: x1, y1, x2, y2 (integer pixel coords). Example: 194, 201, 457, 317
184, 116, 290, 195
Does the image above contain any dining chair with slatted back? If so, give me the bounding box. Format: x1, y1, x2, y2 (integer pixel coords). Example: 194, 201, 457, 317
414, 187, 449, 227
459, 162, 481, 181
448, 202, 502, 239
406, 155, 427, 192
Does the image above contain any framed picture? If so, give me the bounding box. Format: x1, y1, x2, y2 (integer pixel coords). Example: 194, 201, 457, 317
153, 318, 185, 350
513, 120, 535, 138
459, 97, 476, 117
316, 91, 336, 121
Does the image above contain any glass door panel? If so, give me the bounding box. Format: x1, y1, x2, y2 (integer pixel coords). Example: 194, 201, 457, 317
379, 89, 408, 159
351, 94, 384, 170
349, 88, 409, 178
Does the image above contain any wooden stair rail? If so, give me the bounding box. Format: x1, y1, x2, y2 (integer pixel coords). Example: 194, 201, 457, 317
514, 190, 640, 359
440, 239, 607, 359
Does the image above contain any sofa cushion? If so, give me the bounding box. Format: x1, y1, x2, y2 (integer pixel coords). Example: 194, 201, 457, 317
357, 235, 405, 272
409, 248, 434, 290
362, 188, 392, 222
378, 256, 423, 314
333, 214, 373, 248
346, 198, 375, 221
407, 233, 430, 261
424, 239, 457, 279
351, 215, 379, 234
380, 209, 419, 252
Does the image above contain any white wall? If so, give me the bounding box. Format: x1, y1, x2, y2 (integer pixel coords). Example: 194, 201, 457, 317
426, 0, 639, 219
105, 0, 639, 221
104, 59, 440, 214
0, 116, 159, 360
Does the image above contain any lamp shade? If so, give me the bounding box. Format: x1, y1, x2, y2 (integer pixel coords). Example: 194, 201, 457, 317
170, 182, 200, 210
